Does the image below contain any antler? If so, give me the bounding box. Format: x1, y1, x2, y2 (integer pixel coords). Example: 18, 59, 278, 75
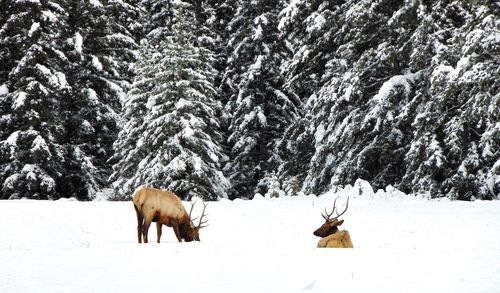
321, 197, 349, 222
188, 202, 198, 221
197, 201, 209, 229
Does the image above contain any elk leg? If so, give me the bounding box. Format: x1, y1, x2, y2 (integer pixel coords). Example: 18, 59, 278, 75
134, 204, 143, 243
142, 216, 153, 243
138, 220, 144, 243
156, 222, 162, 243
171, 221, 182, 242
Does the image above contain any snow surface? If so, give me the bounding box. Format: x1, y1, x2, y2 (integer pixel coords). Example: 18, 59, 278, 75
0, 84, 8, 95
12, 92, 27, 110
89, 0, 103, 8
74, 32, 83, 54
1, 184, 499, 293
28, 22, 40, 37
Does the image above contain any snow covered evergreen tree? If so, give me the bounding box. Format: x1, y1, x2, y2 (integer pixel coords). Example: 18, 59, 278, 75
281, 0, 499, 200
59, 0, 139, 199
399, 2, 500, 200
202, 0, 237, 93
139, 0, 174, 44
276, 0, 351, 194
110, 1, 229, 200
222, 0, 300, 199
278, 0, 342, 100
1, 0, 497, 201
0, 0, 139, 199
0, 0, 70, 199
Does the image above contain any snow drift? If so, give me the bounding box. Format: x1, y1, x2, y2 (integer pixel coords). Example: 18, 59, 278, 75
1, 183, 499, 292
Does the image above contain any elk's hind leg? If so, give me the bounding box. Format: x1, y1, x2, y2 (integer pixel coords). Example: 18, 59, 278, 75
134, 204, 144, 243
142, 215, 153, 243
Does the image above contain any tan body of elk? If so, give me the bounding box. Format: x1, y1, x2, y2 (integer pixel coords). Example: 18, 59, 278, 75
314, 197, 353, 248
317, 230, 353, 248
132, 187, 208, 243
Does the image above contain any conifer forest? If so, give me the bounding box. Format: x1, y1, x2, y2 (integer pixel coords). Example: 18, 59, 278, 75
0, 0, 498, 201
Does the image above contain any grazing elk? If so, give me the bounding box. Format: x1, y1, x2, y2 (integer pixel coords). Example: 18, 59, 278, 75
314, 197, 353, 248
132, 187, 208, 243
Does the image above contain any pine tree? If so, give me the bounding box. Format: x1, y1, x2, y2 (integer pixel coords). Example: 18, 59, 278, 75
0, 0, 70, 199
284, 0, 499, 200
0, 0, 139, 200
139, 0, 174, 44
203, 0, 237, 94
278, 0, 342, 100
111, 1, 229, 200
222, 0, 300, 199
284, 0, 410, 195
400, 1, 500, 199
61, 0, 139, 199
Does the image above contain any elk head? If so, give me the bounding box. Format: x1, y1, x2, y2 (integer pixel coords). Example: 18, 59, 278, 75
313, 197, 349, 238
183, 201, 209, 242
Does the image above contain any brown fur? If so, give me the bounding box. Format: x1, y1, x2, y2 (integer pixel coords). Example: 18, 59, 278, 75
317, 231, 353, 248
132, 187, 204, 243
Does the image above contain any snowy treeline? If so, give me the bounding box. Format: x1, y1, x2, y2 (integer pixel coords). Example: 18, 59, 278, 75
0, 0, 498, 201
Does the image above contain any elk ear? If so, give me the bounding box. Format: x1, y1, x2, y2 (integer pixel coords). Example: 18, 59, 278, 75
329, 219, 344, 227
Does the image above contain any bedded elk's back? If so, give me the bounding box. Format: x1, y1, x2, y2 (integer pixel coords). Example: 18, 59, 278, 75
317, 231, 353, 248
133, 187, 208, 243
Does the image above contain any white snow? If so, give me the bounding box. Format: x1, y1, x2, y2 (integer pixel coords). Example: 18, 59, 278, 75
363, 71, 422, 130
0, 84, 8, 95
23, 164, 38, 181
74, 32, 83, 54
86, 88, 99, 104
55, 72, 68, 88
12, 91, 27, 110
253, 24, 263, 40
278, 0, 301, 31
30, 135, 50, 155
1, 184, 499, 293
28, 22, 40, 37
315, 123, 326, 143
306, 12, 326, 33
92, 56, 103, 71
42, 10, 57, 22
182, 126, 195, 138
175, 98, 190, 110
89, 0, 103, 7
253, 15, 267, 40
15, 0, 40, 3
428, 136, 444, 168
5, 131, 20, 146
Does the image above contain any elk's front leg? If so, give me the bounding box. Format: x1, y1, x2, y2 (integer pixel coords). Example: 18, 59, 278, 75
171, 221, 183, 242
156, 222, 163, 243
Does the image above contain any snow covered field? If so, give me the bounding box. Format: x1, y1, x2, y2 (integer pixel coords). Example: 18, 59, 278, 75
1, 183, 499, 293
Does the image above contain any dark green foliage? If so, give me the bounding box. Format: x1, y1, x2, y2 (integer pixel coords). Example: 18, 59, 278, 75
61, 0, 138, 198
280, 0, 499, 200
221, 0, 300, 199
110, 0, 229, 200
0, 0, 138, 199
0, 0, 69, 199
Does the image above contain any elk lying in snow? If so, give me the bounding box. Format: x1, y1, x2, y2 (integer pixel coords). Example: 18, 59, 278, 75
132, 187, 208, 243
314, 197, 353, 248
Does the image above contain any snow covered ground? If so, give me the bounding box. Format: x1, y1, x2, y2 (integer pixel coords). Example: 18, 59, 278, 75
1, 182, 499, 293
